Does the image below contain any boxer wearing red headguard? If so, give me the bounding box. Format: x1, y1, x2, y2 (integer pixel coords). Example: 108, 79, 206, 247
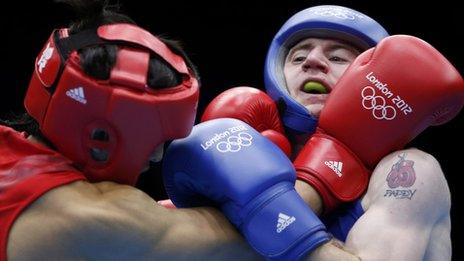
0, 0, 260, 260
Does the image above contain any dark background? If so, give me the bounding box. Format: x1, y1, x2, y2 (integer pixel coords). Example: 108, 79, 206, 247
1, 0, 462, 259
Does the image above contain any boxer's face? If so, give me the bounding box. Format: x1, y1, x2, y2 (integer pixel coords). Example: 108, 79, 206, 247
284, 38, 360, 118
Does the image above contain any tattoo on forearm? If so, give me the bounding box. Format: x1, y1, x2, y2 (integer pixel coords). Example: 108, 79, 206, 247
384, 153, 417, 200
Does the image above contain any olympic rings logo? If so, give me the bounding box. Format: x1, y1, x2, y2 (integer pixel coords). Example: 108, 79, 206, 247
216, 132, 253, 153
313, 7, 357, 20
361, 86, 397, 120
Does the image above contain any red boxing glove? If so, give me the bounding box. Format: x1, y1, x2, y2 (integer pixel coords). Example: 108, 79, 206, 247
201, 86, 291, 157
294, 35, 464, 213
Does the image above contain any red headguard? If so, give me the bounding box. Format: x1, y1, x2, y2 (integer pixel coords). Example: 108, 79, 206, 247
24, 23, 199, 185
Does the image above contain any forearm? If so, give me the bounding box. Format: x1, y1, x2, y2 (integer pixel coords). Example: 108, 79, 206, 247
87, 183, 259, 260
293, 183, 362, 260
295, 180, 324, 215
304, 240, 360, 261
158, 206, 260, 260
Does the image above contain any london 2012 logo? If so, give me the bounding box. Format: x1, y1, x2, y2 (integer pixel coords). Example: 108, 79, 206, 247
37, 42, 54, 74
362, 72, 413, 120
200, 125, 253, 153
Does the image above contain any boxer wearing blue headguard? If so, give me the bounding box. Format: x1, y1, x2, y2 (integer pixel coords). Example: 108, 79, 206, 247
202, 5, 390, 212
203, 6, 388, 155
197, 4, 457, 260
264, 5, 388, 135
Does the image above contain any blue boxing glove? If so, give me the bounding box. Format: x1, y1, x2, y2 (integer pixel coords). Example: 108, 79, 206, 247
163, 118, 330, 260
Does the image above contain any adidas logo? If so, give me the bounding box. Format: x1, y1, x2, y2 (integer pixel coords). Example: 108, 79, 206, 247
324, 161, 343, 177
276, 212, 296, 233
66, 87, 87, 104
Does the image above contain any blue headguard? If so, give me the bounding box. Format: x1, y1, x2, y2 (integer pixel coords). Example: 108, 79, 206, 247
264, 5, 389, 134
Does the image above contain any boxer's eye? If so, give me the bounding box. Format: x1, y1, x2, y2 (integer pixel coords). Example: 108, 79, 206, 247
329, 56, 346, 62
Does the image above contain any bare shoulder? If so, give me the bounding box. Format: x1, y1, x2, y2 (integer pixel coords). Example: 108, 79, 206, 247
362, 148, 450, 220
344, 149, 452, 260
7, 180, 168, 260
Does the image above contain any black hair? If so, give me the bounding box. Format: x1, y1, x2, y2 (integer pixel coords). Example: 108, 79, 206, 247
58, 0, 199, 85
0, 113, 40, 136
2, 0, 198, 138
